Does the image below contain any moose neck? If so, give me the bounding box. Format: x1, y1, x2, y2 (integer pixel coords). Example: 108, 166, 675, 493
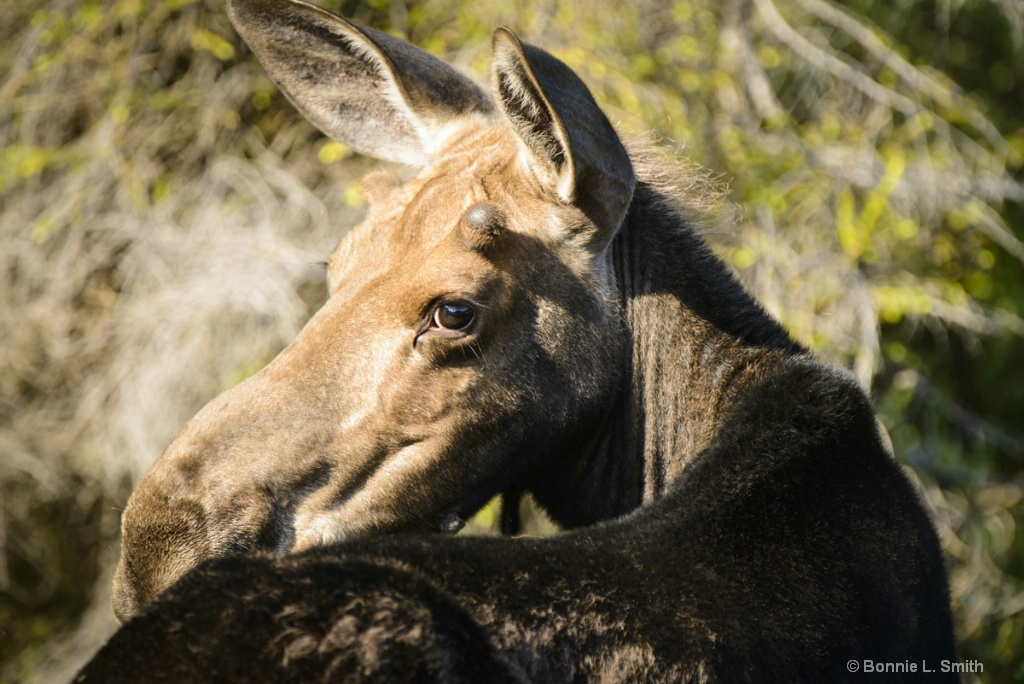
529, 181, 804, 529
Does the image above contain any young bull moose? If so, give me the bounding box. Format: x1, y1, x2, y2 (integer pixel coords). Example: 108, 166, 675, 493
79, 0, 958, 681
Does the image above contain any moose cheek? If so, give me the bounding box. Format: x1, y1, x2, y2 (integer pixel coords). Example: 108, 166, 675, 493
417, 341, 486, 373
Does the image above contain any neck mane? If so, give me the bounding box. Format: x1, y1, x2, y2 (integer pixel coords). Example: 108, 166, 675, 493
528, 180, 806, 529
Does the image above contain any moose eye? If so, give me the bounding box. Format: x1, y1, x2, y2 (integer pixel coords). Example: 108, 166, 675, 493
431, 303, 475, 332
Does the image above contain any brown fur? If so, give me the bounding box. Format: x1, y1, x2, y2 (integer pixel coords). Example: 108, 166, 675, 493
113, 117, 635, 618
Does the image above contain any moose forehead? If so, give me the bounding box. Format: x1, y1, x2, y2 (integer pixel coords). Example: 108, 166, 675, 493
325, 124, 588, 301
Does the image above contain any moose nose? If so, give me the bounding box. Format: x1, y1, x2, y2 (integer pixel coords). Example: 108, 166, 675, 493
112, 492, 212, 622
111, 562, 140, 623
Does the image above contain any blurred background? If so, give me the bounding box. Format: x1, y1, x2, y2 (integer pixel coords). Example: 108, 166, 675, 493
1, 0, 1022, 681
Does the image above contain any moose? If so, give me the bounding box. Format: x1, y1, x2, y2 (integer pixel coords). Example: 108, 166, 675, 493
79, 0, 957, 681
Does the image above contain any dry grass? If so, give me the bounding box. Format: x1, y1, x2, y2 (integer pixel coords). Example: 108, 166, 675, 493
0, 0, 373, 677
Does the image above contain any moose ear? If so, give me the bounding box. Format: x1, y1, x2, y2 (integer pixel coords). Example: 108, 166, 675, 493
491, 28, 635, 250
227, 0, 493, 165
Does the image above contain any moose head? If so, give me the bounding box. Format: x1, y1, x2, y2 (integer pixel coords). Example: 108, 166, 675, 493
112, 0, 642, 621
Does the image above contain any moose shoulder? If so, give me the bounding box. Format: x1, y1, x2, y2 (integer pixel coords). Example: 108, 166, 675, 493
79, 0, 957, 681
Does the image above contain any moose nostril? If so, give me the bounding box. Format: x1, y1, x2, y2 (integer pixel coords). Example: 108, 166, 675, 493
113, 493, 212, 620
111, 559, 139, 623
